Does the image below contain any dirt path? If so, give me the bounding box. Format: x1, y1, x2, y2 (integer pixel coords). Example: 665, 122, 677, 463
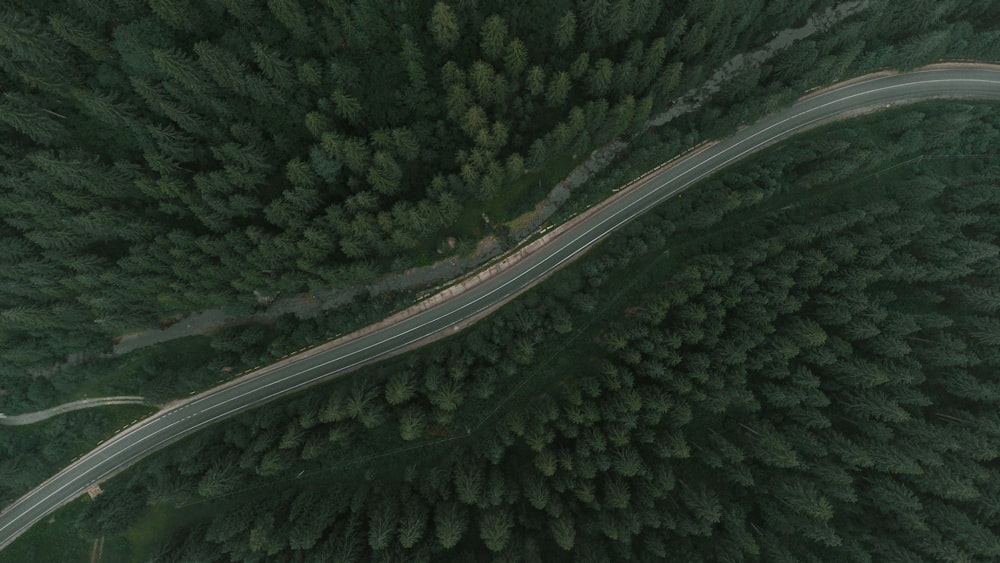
88, 536, 104, 563
0, 397, 146, 426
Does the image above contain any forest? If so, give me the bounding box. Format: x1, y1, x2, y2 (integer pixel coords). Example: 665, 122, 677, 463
5, 100, 998, 561
3, 0, 1000, 407
4, 0, 1000, 560
0, 0, 817, 376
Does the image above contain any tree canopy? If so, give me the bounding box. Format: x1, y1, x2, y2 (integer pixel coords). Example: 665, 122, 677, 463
64, 101, 1000, 562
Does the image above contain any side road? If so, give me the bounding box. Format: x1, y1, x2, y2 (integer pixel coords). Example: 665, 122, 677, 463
0, 397, 147, 427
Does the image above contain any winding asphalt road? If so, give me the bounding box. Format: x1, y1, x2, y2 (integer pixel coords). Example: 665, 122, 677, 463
2, 65, 1000, 550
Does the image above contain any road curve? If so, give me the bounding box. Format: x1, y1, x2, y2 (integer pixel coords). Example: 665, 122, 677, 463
2, 65, 1000, 550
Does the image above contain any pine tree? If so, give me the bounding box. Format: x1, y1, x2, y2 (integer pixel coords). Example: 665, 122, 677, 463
455, 461, 483, 505
391, 128, 420, 161
479, 508, 513, 552
366, 151, 402, 196
285, 157, 317, 188
582, 0, 611, 39
367, 498, 398, 551
73, 89, 140, 137
251, 42, 295, 88
194, 41, 248, 94
608, 0, 633, 44
219, 0, 264, 25
462, 105, 487, 137
503, 38, 528, 76
555, 11, 576, 50
681, 483, 723, 527
331, 90, 363, 123
589, 58, 614, 97
149, 0, 199, 33
385, 371, 417, 405
197, 464, 239, 498
400, 37, 428, 91
0, 10, 64, 66
329, 135, 368, 174
397, 500, 428, 549
0, 95, 67, 145
546, 71, 571, 108
434, 502, 467, 549
526, 66, 546, 96
267, 0, 312, 40
48, 13, 113, 62
550, 515, 576, 550
680, 22, 709, 60
429, 2, 460, 50
399, 406, 425, 441
480, 15, 508, 61
470, 61, 498, 105
638, 37, 668, 90
153, 48, 214, 95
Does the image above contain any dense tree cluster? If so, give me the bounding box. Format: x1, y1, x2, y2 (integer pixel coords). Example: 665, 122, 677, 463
0, 0, 842, 378
3, 0, 1000, 407
66, 103, 1000, 561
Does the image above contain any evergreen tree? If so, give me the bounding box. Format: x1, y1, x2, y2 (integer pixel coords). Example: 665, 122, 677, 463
0, 95, 67, 145
434, 502, 468, 549
546, 71, 571, 108
267, 0, 312, 40
480, 15, 508, 62
555, 11, 577, 50
504, 38, 528, 76
430, 2, 460, 50
48, 13, 114, 62
526, 65, 546, 96
479, 508, 513, 552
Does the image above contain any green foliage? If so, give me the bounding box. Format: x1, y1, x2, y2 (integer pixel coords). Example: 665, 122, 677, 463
478, 508, 513, 552
546, 71, 571, 108
479, 15, 507, 61
429, 2, 460, 50
434, 502, 467, 549
76, 485, 147, 538
98, 103, 1000, 562
7, 0, 1000, 557
554, 10, 576, 51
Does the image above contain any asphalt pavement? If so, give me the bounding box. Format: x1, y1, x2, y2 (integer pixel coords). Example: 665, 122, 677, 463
2, 66, 999, 551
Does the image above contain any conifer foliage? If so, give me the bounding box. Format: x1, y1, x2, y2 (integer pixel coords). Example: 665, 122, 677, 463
98, 103, 1000, 561
0, 0, 843, 376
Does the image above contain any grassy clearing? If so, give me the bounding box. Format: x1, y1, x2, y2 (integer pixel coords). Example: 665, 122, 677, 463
121, 499, 237, 562
407, 150, 588, 265
0, 488, 223, 563
1, 474, 241, 563
0, 498, 90, 563
489, 152, 583, 223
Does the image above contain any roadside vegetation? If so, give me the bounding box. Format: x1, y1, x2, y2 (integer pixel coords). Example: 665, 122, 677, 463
0, 403, 154, 507
8, 100, 1000, 561
0, 498, 101, 563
